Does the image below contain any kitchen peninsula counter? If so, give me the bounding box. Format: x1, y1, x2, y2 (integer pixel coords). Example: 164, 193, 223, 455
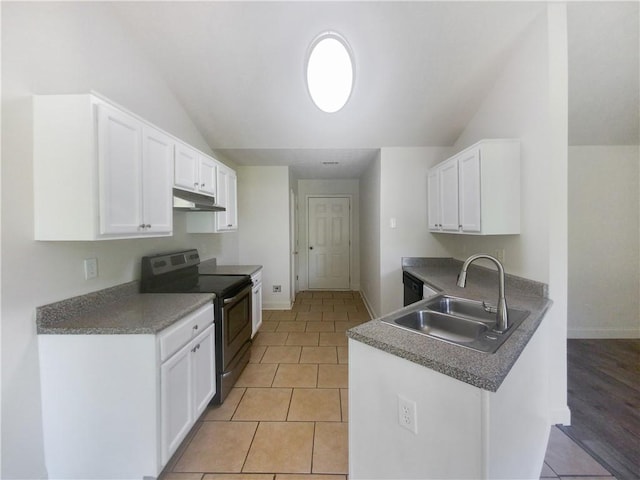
347, 257, 554, 480
347, 257, 551, 391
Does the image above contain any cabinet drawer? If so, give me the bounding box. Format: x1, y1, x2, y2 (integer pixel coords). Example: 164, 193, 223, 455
159, 303, 214, 362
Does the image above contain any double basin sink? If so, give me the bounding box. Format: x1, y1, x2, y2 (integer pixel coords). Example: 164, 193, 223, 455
382, 294, 529, 353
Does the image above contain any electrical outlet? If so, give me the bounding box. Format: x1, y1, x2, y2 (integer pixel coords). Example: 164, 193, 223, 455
84, 258, 98, 280
398, 394, 418, 434
273, 285, 282, 293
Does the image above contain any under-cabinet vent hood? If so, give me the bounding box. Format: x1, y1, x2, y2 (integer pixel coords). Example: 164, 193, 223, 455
173, 188, 226, 212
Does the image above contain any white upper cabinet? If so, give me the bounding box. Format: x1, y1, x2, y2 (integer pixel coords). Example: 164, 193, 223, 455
198, 157, 217, 197
438, 157, 460, 232
427, 169, 441, 230
457, 147, 481, 233
174, 143, 217, 198
97, 104, 143, 235
428, 139, 520, 235
33, 94, 173, 240
174, 143, 200, 191
185, 160, 238, 234
216, 164, 238, 231
141, 127, 174, 234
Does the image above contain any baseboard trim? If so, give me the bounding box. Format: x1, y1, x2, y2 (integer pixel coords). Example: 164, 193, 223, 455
359, 290, 378, 319
568, 328, 640, 339
263, 301, 293, 310
550, 405, 572, 426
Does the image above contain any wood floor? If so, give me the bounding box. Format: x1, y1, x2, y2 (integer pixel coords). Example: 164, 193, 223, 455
559, 339, 640, 480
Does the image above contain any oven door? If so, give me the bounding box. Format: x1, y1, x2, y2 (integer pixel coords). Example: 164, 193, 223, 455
221, 284, 252, 370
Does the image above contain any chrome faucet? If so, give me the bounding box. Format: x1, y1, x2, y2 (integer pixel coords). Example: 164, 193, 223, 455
456, 254, 509, 332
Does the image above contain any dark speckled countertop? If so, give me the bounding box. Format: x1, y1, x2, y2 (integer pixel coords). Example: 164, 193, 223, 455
36, 281, 215, 335
199, 259, 262, 276
346, 257, 552, 392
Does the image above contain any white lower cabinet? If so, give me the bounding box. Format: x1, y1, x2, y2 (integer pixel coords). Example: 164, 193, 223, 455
251, 269, 263, 338
160, 323, 215, 465
38, 303, 215, 479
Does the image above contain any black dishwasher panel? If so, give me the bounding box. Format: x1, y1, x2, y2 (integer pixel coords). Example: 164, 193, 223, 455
403, 271, 423, 306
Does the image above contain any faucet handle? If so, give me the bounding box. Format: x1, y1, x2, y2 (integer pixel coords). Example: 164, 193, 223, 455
482, 301, 498, 314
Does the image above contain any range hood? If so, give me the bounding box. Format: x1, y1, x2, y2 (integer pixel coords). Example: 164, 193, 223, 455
173, 188, 226, 212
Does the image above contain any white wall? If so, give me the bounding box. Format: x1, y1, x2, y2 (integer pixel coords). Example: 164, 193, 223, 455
568, 145, 640, 338
1, 4, 237, 477
359, 152, 382, 317
441, 6, 570, 424
237, 166, 291, 309
447, 14, 553, 283
379, 147, 451, 315
297, 179, 360, 291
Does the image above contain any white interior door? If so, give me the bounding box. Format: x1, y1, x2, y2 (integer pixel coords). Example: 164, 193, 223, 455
308, 197, 350, 290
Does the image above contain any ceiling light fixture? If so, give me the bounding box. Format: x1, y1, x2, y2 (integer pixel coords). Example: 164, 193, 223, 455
306, 31, 355, 113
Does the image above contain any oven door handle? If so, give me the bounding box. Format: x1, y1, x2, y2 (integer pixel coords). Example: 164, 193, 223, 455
223, 285, 252, 305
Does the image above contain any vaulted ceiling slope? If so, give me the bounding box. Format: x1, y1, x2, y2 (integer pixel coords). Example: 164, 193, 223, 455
112, 2, 639, 177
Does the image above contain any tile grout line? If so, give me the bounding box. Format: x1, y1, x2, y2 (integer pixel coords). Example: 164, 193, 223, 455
238, 418, 261, 475
229, 387, 247, 422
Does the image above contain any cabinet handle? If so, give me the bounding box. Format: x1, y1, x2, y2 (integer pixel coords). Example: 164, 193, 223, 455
191, 344, 201, 353
145, 224, 151, 229
227, 224, 232, 227
193, 324, 199, 331
201, 183, 205, 187
194, 182, 199, 188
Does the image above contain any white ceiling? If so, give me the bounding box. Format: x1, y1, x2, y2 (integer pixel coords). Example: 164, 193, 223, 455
112, 2, 639, 178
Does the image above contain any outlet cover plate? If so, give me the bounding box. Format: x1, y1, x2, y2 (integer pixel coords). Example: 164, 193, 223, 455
398, 394, 418, 434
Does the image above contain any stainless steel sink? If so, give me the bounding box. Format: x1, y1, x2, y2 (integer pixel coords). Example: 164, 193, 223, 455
394, 310, 488, 343
382, 295, 530, 353
424, 295, 529, 325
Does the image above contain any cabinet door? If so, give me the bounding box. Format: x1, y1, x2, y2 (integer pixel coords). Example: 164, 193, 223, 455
192, 325, 216, 419
226, 172, 238, 229
198, 157, 217, 197
142, 127, 173, 234
439, 158, 460, 232
252, 281, 263, 338
216, 166, 229, 207
458, 149, 481, 233
427, 168, 441, 230
160, 342, 193, 465
174, 143, 199, 192
216, 166, 238, 231
97, 104, 143, 235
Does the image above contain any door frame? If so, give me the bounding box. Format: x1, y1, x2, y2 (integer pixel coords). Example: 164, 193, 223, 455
290, 189, 299, 303
305, 195, 352, 290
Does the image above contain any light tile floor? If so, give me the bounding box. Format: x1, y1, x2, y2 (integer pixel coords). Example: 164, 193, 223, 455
541, 427, 616, 479
160, 291, 616, 480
